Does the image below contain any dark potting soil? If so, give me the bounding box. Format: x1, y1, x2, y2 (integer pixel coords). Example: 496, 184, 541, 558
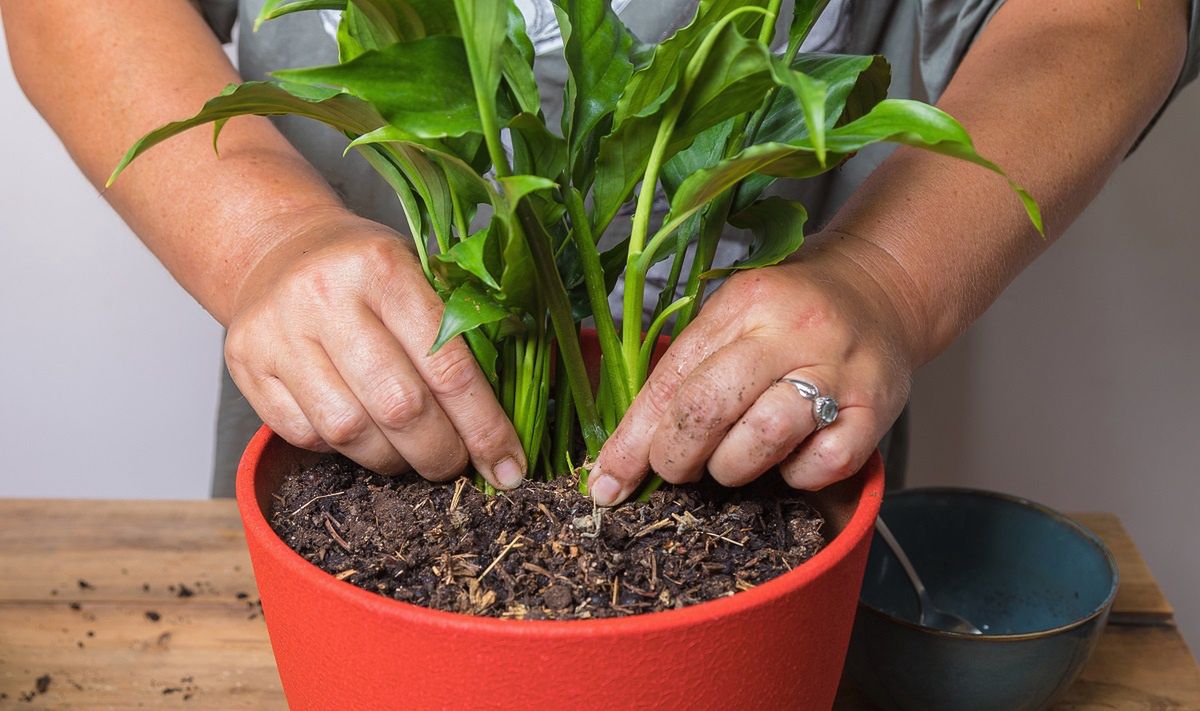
270, 455, 826, 620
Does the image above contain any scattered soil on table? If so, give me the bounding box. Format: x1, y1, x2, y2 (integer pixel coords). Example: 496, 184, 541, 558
270, 455, 826, 620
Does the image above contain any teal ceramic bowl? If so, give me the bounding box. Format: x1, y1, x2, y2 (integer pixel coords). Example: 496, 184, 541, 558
846, 488, 1118, 711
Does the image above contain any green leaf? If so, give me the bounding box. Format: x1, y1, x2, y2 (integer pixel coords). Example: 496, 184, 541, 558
464, 328, 500, 384
502, 6, 541, 114
702, 197, 806, 278
673, 25, 775, 141
273, 36, 482, 138
355, 145, 431, 277
735, 52, 889, 211
769, 60, 827, 166
614, 0, 768, 126
336, 0, 461, 54
436, 227, 502, 289
786, 0, 833, 58
665, 98, 1043, 245
341, 2, 400, 56
592, 8, 774, 235
106, 81, 383, 186
661, 118, 735, 197
498, 175, 558, 207
254, 0, 345, 31
551, 0, 643, 182
499, 217, 538, 314
433, 283, 514, 352
508, 113, 568, 180
452, 0, 509, 113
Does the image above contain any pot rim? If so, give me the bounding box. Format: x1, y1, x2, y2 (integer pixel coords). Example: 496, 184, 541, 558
856, 486, 1120, 642
237, 425, 884, 636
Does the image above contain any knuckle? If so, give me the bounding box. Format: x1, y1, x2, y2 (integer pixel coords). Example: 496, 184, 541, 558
373, 382, 427, 431
318, 407, 371, 447
466, 419, 516, 459
748, 403, 797, 446
649, 443, 698, 484
290, 427, 327, 452
425, 345, 480, 399
641, 375, 678, 417
673, 378, 726, 431
815, 438, 857, 480
792, 301, 835, 331
223, 326, 252, 367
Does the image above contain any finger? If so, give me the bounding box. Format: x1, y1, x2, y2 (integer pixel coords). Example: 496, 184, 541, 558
706, 371, 832, 487
378, 281, 527, 490
779, 406, 879, 491
274, 339, 409, 475
648, 336, 793, 485
590, 318, 722, 506
319, 307, 471, 482
226, 356, 333, 454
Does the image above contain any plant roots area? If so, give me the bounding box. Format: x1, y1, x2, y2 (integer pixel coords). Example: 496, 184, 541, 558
271, 457, 826, 620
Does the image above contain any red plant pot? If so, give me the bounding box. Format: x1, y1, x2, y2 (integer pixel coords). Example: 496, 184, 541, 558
236, 335, 884, 710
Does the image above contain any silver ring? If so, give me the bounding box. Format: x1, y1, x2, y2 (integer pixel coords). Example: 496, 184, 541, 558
781, 378, 839, 430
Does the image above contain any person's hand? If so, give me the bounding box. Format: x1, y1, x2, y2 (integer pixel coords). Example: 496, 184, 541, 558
224, 207, 526, 489
588, 231, 923, 505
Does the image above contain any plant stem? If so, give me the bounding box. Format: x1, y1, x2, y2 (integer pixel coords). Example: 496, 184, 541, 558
639, 296, 692, 382
625, 6, 776, 383
623, 113, 680, 394
672, 191, 732, 336
550, 359, 574, 474
516, 205, 605, 458
564, 187, 631, 413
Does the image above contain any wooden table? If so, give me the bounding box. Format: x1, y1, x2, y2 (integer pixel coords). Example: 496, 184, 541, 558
0, 501, 1196, 709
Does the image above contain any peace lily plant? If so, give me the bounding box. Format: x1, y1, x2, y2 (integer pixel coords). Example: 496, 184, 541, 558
109, 0, 1041, 498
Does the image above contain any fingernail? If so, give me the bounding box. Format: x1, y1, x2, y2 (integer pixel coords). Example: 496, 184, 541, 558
590, 473, 621, 507
494, 457, 525, 489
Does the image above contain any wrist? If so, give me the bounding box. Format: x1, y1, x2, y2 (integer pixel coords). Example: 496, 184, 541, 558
224, 204, 369, 325
800, 230, 941, 368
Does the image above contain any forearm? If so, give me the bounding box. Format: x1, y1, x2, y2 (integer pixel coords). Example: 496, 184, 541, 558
822, 0, 1189, 366
1, 0, 345, 325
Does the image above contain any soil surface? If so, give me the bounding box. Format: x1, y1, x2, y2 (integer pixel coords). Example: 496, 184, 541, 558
270, 456, 826, 620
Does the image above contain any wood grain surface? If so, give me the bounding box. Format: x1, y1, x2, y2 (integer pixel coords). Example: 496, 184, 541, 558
0, 501, 1194, 709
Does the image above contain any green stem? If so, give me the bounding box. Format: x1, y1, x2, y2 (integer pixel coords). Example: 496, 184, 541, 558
527, 326, 551, 470
759, 0, 783, 45
623, 113, 680, 394
672, 191, 733, 336
639, 296, 693, 382
564, 187, 631, 412
625, 7, 776, 380
464, 62, 511, 179
450, 188, 469, 244
550, 357, 574, 475
652, 228, 690, 320
516, 205, 605, 458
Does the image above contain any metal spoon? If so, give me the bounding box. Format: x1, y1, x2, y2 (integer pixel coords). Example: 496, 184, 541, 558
874, 517, 983, 635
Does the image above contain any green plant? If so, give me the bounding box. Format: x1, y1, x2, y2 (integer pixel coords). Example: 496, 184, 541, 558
109, 0, 1041, 496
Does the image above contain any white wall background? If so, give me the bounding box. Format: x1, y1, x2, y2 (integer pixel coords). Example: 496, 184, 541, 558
0, 15, 1196, 648
0, 15, 224, 500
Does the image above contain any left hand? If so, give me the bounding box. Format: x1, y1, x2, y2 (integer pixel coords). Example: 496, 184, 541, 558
588, 231, 924, 506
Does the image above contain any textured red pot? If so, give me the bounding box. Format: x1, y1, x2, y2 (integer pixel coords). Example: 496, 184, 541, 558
236, 336, 884, 710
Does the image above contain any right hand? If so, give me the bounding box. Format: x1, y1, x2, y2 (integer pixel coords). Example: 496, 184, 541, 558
224, 208, 526, 489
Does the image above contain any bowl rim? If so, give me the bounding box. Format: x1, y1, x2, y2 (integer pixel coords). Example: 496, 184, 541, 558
856, 486, 1120, 641
237, 425, 886, 636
